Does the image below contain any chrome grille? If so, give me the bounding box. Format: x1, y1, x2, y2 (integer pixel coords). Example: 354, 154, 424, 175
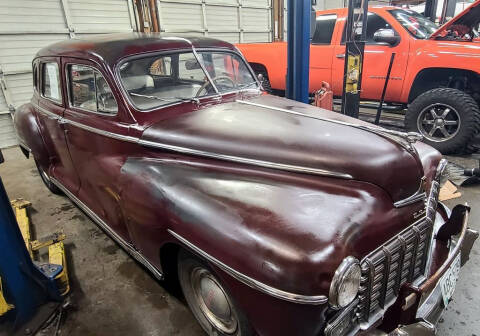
325, 160, 446, 336
356, 174, 441, 325
356, 218, 433, 323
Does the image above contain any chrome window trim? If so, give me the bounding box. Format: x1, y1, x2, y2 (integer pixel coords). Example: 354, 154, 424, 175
40, 61, 63, 105
50, 177, 164, 281
168, 229, 328, 305
65, 63, 119, 116
32, 103, 352, 179
114, 45, 260, 113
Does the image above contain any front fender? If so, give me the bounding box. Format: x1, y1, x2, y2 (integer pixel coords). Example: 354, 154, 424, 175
13, 103, 49, 167
119, 155, 423, 299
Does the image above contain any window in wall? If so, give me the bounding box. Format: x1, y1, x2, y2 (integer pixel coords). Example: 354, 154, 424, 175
312, 14, 337, 44
342, 13, 395, 44
69, 64, 117, 114
42, 62, 62, 103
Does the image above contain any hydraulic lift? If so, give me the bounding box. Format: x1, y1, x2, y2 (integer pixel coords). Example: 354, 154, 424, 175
285, 0, 368, 119
0, 150, 70, 336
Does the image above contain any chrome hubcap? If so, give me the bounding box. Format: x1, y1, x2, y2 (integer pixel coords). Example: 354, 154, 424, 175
191, 267, 238, 334
417, 104, 460, 142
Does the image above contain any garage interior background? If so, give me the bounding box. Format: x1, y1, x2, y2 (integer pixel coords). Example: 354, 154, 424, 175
0, 0, 372, 149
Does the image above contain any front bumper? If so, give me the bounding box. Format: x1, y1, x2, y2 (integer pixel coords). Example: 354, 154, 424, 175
365, 205, 478, 335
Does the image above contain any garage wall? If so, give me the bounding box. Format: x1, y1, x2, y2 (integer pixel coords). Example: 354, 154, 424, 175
156, 0, 272, 43
0, 0, 136, 148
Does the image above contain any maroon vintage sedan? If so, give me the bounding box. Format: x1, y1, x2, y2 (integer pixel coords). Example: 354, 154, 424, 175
14, 34, 478, 336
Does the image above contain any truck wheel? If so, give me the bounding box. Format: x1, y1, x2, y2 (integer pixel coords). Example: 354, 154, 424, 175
178, 250, 253, 336
35, 159, 62, 194
405, 88, 480, 154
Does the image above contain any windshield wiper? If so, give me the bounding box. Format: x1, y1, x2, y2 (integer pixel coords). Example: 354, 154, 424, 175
129, 92, 200, 104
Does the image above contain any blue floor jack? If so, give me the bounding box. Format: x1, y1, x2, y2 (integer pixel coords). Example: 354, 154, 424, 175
0, 150, 69, 336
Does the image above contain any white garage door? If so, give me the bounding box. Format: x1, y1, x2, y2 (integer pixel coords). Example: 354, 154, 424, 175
157, 0, 272, 44
0, 0, 136, 148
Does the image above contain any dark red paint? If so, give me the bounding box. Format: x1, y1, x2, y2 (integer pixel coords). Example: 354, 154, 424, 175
13, 34, 457, 336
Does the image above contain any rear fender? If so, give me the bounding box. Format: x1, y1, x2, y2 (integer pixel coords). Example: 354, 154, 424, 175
13, 103, 49, 167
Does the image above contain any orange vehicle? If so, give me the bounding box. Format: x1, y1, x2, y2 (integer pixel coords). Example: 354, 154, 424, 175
237, 2, 480, 154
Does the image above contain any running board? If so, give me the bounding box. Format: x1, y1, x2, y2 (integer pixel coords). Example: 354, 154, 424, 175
50, 178, 164, 281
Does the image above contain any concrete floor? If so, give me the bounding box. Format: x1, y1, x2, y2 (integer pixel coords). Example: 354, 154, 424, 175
0, 146, 479, 336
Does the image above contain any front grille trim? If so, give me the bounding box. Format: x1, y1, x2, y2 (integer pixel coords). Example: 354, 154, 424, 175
356, 215, 433, 326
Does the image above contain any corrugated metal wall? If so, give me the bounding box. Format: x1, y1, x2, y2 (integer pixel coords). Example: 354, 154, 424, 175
0, 0, 274, 148
156, 0, 272, 43
0, 0, 136, 148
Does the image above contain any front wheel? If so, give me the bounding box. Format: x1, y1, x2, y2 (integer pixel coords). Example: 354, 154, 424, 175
405, 88, 480, 154
178, 250, 253, 336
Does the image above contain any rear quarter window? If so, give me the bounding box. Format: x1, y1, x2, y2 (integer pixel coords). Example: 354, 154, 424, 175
41, 62, 62, 103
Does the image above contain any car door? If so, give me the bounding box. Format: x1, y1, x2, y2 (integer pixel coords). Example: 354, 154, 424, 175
35, 58, 80, 193
309, 12, 340, 92
332, 11, 409, 101
61, 58, 135, 242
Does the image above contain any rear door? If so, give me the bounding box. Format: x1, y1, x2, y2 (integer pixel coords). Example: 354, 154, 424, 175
61, 58, 135, 242
35, 57, 80, 193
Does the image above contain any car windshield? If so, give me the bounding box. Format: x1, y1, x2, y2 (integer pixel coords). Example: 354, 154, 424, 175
119, 50, 258, 110
389, 9, 438, 39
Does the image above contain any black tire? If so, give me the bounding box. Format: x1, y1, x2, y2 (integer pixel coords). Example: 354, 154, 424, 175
405, 88, 480, 154
178, 250, 253, 336
249, 64, 272, 93
35, 159, 62, 194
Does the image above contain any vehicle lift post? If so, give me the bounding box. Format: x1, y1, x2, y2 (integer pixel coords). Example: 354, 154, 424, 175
285, 0, 316, 104
0, 150, 68, 335
341, 0, 368, 118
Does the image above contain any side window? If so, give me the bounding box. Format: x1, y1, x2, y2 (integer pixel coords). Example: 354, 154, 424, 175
178, 53, 205, 81
69, 64, 117, 115
342, 13, 394, 44
312, 14, 337, 45
149, 56, 172, 76
42, 62, 62, 103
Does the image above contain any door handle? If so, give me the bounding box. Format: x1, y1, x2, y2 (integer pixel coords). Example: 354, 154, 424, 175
336, 54, 346, 59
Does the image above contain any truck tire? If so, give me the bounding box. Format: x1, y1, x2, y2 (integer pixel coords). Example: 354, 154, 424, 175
405, 88, 480, 154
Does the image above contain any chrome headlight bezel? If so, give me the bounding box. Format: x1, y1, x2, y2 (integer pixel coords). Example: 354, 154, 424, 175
329, 256, 361, 309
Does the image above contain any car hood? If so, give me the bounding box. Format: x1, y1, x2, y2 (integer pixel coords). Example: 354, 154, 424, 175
140, 95, 430, 204
430, 0, 480, 39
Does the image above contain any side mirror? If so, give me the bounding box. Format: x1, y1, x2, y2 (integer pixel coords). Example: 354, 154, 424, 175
257, 73, 265, 90
373, 29, 400, 46
0, 150, 4, 165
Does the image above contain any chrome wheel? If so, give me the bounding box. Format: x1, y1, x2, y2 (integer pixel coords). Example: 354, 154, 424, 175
417, 104, 460, 142
190, 267, 238, 334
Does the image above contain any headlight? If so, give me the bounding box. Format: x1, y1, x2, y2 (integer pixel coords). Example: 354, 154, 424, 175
329, 256, 361, 309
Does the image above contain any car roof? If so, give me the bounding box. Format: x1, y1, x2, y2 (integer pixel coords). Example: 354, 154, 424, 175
35, 33, 237, 68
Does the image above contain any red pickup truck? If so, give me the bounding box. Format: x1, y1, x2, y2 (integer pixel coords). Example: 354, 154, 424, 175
237, 2, 480, 154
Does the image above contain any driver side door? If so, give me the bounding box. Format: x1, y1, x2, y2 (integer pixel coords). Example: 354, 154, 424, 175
332, 12, 410, 101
